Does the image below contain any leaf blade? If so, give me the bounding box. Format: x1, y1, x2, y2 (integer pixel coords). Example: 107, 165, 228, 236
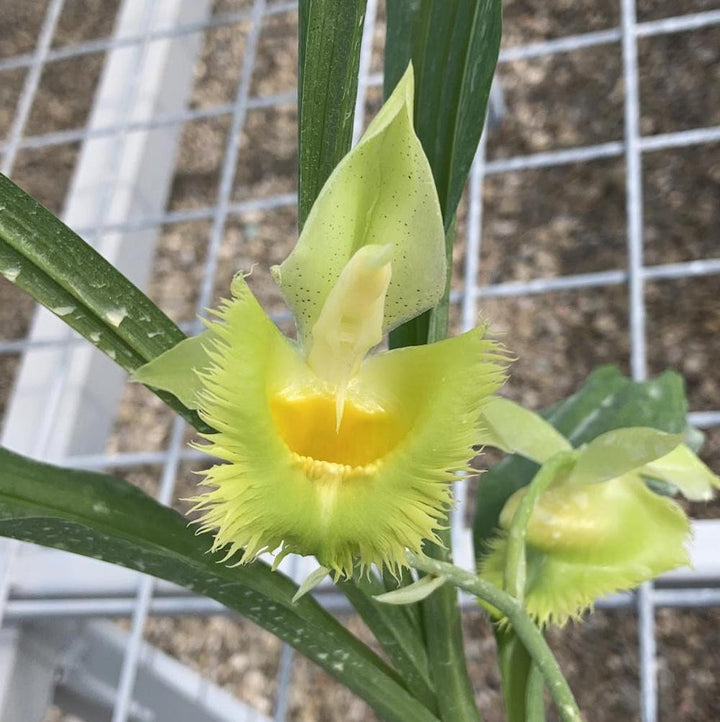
0, 173, 205, 430
298, 0, 367, 228
0, 173, 182, 359
386, 0, 502, 350
340, 575, 437, 711
385, 0, 502, 223
0, 446, 440, 722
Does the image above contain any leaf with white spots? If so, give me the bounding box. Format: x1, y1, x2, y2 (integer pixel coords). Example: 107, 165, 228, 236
0, 445, 440, 722
0, 172, 202, 429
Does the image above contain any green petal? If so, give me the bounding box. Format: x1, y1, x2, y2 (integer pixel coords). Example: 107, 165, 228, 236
292, 565, 330, 603
481, 473, 690, 626
192, 279, 505, 577
131, 330, 217, 409
570, 427, 684, 485
641, 443, 720, 501
478, 396, 571, 463
374, 575, 447, 605
272, 64, 446, 346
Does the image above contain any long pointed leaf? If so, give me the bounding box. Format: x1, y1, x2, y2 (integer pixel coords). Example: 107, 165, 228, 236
0, 173, 205, 430
339, 575, 436, 711
386, 0, 502, 348
0, 446, 440, 722
298, 0, 367, 228
385, 0, 501, 225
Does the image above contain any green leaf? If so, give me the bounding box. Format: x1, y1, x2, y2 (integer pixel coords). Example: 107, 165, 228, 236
339, 574, 436, 712
479, 397, 572, 464
132, 330, 217, 409
473, 366, 689, 559
571, 428, 684, 485
0, 446, 440, 722
386, 0, 502, 350
277, 65, 446, 346
385, 0, 502, 225
298, 0, 367, 228
419, 539, 482, 722
0, 172, 205, 430
564, 368, 689, 442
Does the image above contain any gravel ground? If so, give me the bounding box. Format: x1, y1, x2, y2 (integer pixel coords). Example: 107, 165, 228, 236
0, 1, 718, 720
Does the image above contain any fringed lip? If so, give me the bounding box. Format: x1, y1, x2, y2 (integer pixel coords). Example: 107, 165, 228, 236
190, 276, 507, 578
479, 472, 693, 627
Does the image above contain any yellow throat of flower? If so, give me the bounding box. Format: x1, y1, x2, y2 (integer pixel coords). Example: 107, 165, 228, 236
305, 243, 394, 431
270, 392, 406, 479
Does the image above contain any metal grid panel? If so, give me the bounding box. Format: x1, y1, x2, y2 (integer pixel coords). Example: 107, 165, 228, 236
0, 1, 719, 720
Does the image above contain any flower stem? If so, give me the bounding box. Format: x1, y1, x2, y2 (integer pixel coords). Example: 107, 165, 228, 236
504, 452, 576, 600
418, 219, 482, 721
406, 551, 583, 722
420, 529, 482, 721
499, 453, 575, 720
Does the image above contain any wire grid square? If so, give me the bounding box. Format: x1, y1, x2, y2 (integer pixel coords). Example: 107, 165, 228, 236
0, 0, 719, 720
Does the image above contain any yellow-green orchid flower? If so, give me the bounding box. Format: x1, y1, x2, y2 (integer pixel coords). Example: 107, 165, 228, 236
477, 398, 720, 626
134, 66, 506, 578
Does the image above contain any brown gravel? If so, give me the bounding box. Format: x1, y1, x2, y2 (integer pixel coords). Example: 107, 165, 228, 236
0, 1, 718, 720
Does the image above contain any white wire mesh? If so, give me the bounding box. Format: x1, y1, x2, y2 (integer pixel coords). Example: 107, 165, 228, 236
1, 1, 719, 720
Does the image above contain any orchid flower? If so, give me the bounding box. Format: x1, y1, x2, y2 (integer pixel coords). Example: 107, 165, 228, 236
134, 66, 506, 578
477, 397, 720, 625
